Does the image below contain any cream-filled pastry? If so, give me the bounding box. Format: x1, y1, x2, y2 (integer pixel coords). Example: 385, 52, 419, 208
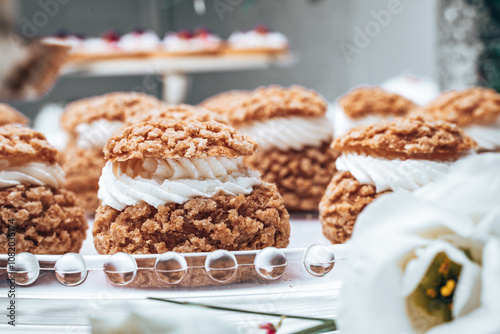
425, 87, 500, 152
319, 117, 477, 244
162, 28, 222, 54
226, 25, 288, 54
0, 125, 87, 254
93, 119, 290, 254
201, 85, 338, 211
117, 29, 160, 54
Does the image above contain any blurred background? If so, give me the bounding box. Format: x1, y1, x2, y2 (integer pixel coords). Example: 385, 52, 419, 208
0, 0, 485, 119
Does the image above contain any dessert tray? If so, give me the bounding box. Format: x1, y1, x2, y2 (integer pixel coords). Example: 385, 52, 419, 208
60, 52, 295, 105
0, 216, 345, 292
0, 216, 346, 330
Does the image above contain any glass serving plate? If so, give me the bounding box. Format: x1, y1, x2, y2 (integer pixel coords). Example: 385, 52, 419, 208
0, 215, 347, 332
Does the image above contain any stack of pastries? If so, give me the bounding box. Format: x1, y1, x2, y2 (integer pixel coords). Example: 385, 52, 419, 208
2, 81, 499, 259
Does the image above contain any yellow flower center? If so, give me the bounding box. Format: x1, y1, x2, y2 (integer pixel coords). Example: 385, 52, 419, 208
406, 252, 462, 333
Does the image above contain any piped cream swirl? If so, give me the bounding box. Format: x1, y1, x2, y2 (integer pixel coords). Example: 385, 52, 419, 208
0, 160, 65, 189
238, 116, 333, 151
98, 157, 261, 210
336, 153, 451, 193
75, 119, 124, 150
228, 31, 288, 50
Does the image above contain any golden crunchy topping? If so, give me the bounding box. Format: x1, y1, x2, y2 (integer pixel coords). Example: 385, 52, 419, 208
200, 85, 328, 124
125, 104, 228, 125
104, 119, 258, 161
244, 140, 338, 211
199, 90, 250, 114
333, 116, 476, 160
425, 87, 500, 126
319, 171, 386, 244
339, 86, 417, 119
0, 104, 30, 126
0, 125, 59, 164
61, 92, 162, 132
93, 182, 290, 254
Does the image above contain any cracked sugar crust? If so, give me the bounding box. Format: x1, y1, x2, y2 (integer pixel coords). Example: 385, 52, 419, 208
125, 104, 228, 126
425, 87, 500, 127
200, 85, 328, 125
0, 104, 30, 126
199, 90, 252, 115
61, 92, 163, 132
338, 86, 417, 119
104, 119, 258, 161
60, 144, 104, 214
93, 182, 290, 254
319, 171, 388, 244
0, 125, 59, 164
0, 185, 87, 254
244, 140, 339, 211
333, 116, 477, 160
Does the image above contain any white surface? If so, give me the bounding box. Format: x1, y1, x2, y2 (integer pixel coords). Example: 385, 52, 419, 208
2, 216, 339, 333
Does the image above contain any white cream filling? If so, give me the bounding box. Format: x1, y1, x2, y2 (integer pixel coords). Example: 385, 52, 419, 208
464, 121, 500, 151
237, 116, 333, 151
162, 34, 221, 52
75, 119, 124, 150
118, 31, 160, 52
0, 160, 65, 189
333, 105, 393, 138
98, 157, 261, 210
336, 153, 452, 193
228, 31, 288, 49
80, 38, 116, 54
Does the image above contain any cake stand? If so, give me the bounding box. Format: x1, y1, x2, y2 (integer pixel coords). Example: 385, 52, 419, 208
61, 53, 295, 104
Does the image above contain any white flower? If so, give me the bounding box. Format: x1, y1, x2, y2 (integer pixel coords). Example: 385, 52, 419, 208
339, 154, 500, 334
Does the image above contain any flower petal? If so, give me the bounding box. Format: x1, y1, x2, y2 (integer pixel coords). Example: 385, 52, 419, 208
354, 194, 474, 241
415, 154, 500, 222
475, 208, 500, 239
339, 234, 426, 334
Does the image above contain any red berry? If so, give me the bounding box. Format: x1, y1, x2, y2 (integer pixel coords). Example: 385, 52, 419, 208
102, 30, 120, 42
177, 30, 192, 39
194, 28, 210, 38
254, 25, 269, 34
